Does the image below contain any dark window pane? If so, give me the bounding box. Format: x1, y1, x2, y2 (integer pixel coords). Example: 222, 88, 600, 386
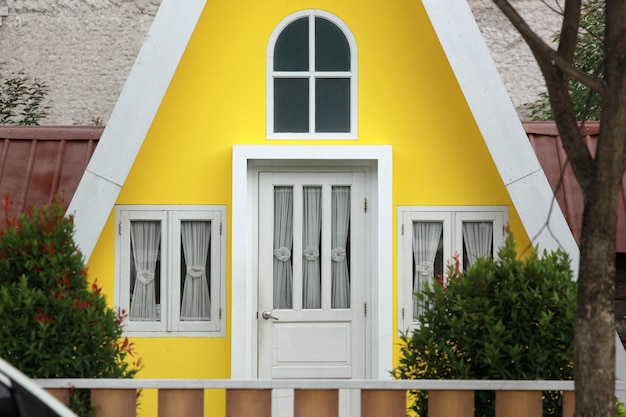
275, 78, 309, 133
274, 18, 309, 71
316, 78, 350, 133
315, 18, 350, 71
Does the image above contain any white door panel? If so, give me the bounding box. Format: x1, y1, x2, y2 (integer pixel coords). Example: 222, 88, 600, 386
257, 170, 368, 417
258, 171, 367, 381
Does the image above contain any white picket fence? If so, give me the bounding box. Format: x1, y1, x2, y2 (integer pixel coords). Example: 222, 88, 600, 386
35, 378, 626, 417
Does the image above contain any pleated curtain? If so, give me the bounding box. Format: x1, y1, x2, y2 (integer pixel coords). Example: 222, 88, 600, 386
462, 222, 493, 266
130, 221, 161, 321
273, 187, 294, 309
180, 221, 211, 321
331, 187, 351, 309
412, 222, 442, 318
302, 187, 322, 309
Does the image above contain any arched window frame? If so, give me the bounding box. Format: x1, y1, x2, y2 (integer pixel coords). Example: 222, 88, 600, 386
267, 9, 358, 140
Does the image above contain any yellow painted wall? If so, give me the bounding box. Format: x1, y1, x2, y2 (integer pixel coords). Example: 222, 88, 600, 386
85, 1, 530, 415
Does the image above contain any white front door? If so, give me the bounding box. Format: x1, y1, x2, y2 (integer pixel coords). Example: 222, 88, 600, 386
258, 171, 368, 381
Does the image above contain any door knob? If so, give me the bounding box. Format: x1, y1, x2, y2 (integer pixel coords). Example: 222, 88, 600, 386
261, 311, 279, 320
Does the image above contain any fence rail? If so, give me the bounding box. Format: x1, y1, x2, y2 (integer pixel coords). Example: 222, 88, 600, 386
35, 379, 626, 417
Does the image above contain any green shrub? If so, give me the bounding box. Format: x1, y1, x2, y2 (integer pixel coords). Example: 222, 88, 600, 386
393, 233, 576, 416
0, 69, 50, 125
0, 198, 141, 416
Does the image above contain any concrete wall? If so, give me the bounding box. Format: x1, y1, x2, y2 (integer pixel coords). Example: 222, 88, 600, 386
0, 0, 561, 124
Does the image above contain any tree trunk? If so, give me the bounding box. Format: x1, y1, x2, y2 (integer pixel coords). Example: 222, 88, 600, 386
491, 1, 626, 416
575, 177, 618, 417
574, 1, 626, 414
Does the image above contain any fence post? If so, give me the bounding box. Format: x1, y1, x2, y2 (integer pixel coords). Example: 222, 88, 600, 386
158, 389, 204, 417
495, 391, 542, 417
562, 391, 575, 417
45, 388, 69, 407
361, 389, 406, 417
226, 389, 272, 417
428, 390, 474, 417
294, 389, 338, 417
91, 389, 136, 417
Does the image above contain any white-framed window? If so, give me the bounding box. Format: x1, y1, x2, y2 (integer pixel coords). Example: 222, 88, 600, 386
397, 206, 508, 332
266, 9, 358, 139
115, 205, 226, 336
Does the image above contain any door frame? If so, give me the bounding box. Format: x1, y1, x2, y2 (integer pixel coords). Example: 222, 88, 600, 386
231, 145, 392, 380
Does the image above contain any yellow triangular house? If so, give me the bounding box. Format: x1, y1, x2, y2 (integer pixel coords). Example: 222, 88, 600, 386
67, 0, 619, 415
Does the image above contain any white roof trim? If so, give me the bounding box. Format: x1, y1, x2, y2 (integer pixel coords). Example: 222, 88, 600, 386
67, 0, 207, 259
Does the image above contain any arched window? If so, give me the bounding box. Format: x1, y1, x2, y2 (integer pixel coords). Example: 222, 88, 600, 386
267, 10, 357, 139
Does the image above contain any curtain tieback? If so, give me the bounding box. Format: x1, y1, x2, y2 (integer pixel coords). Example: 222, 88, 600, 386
137, 269, 155, 285
415, 261, 434, 277
274, 246, 291, 262
303, 246, 319, 261
187, 266, 206, 279
331, 247, 346, 262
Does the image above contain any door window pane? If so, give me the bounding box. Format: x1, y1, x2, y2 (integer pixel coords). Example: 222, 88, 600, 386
302, 186, 322, 309
273, 186, 294, 309
316, 78, 350, 132
331, 186, 351, 308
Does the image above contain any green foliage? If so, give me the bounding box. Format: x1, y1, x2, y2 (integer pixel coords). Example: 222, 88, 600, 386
529, 0, 604, 121
0, 69, 50, 125
0, 198, 141, 416
393, 233, 576, 417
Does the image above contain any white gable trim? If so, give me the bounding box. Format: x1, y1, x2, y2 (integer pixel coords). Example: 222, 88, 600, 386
67, 0, 207, 259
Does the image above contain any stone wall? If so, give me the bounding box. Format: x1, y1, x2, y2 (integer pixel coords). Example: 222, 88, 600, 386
469, 0, 561, 118
0, 0, 561, 124
0, 0, 159, 125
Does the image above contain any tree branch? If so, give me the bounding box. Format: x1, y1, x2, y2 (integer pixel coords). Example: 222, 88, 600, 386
492, 0, 605, 95
492, 0, 596, 194
557, 0, 581, 61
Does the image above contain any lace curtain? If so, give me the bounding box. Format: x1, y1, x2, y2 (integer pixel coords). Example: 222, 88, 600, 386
180, 221, 211, 321
462, 221, 493, 266
130, 221, 161, 321
412, 222, 442, 318
303, 187, 322, 309
273, 187, 293, 309
331, 186, 350, 308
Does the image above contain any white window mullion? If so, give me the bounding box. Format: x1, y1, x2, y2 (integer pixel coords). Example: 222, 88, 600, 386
309, 15, 316, 134
321, 183, 333, 311
118, 211, 132, 326
211, 210, 222, 327
167, 212, 178, 332
400, 211, 414, 330
292, 185, 304, 311
441, 213, 453, 285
